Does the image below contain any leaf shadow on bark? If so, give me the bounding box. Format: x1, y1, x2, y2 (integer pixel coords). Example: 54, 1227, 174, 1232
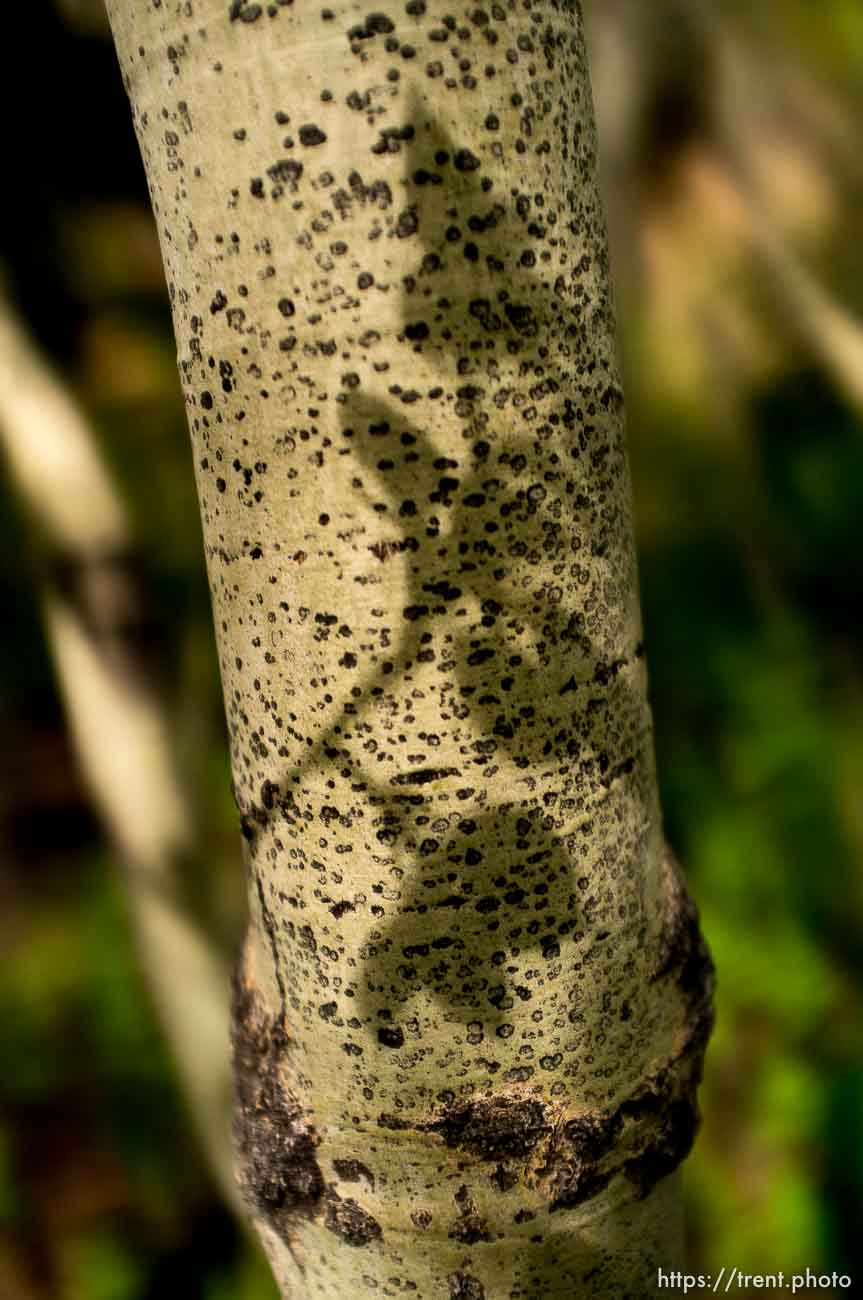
243, 93, 651, 1045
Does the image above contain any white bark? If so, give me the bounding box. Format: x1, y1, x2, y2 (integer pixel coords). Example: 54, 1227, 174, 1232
104, 2, 713, 1295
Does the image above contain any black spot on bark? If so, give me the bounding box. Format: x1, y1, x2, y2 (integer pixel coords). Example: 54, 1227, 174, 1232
454, 148, 480, 171
425, 1094, 552, 1160
396, 207, 419, 238
448, 1273, 486, 1300
377, 1112, 410, 1130
230, 0, 263, 20
377, 1025, 405, 1048
348, 12, 395, 39
333, 1157, 375, 1190
503, 301, 537, 336
390, 766, 460, 786
448, 1185, 491, 1244
323, 1191, 382, 1245
299, 124, 327, 146
267, 158, 304, 193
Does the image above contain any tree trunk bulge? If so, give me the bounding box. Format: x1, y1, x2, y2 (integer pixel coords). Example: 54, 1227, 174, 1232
105, 1, 714, 1294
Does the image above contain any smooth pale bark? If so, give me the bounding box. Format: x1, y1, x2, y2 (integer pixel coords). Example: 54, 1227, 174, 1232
105, 2, 713, 1296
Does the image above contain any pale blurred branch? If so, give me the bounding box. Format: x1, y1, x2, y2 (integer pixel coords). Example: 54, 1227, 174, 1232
0, 280, 238, 1214
587, 0, 863, 424
742, 201, 863, 421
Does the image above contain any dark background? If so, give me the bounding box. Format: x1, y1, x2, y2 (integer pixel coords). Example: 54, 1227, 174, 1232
1, 2, 862, 1295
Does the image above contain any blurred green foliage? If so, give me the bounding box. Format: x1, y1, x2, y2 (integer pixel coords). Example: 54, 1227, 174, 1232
637, 371, 863, 1281
1, 2, 862, 1297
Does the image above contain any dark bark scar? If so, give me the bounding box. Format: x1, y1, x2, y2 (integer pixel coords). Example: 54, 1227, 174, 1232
389, 848, 714, 1211
231, 964, 325, 1230
231, 953, 383, 1254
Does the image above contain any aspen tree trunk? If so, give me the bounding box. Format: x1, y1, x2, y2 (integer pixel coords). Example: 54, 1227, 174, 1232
105, 1, 714, 1295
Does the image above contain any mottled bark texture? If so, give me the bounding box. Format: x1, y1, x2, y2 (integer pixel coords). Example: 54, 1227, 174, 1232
105, 1, 713, 1294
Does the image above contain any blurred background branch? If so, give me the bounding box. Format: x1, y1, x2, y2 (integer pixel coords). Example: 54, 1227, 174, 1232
586, 0, 863, 424
0, 279, 237, 1213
